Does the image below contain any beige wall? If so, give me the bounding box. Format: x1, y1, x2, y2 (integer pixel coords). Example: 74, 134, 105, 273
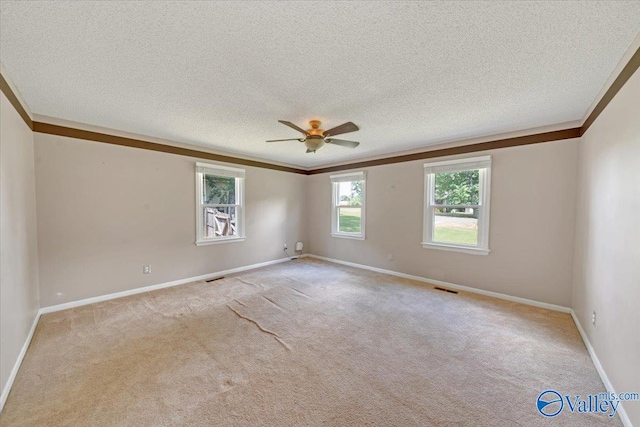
34, 133, 307, 307
3, 68, 637, 424
0, 92, 40, 396
8, 67, 638, 424
573, 68, 640, 425
307, 140, 579, 307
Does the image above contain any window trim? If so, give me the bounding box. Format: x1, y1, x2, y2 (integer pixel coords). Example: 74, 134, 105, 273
195, 162, 246, 246
422, 156, 491, 255
330, 171, 366, 240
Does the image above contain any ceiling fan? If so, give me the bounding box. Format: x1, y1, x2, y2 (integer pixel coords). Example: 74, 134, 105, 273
267, 120, 360, 153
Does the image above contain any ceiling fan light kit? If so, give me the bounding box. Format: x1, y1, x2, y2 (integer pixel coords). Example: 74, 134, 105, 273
267, 120, 361, 153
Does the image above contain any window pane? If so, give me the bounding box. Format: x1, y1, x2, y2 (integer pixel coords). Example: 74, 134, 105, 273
434, 170, 479, 205
204, 206, 238, 238
203, 175, 236, 204
433, 209, 478, 246
337, 180, 362, 207
338, 207, 361, 233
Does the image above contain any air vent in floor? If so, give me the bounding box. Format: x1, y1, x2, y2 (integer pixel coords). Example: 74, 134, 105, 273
434, 286, 458, 294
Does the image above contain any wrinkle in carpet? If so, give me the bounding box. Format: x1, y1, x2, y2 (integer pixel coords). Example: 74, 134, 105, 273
0, 259, 621, 426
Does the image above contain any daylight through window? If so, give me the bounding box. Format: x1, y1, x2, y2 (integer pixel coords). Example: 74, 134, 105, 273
330, 171, 366, 239
195, 163, 245, 245
423, 156, 491, 254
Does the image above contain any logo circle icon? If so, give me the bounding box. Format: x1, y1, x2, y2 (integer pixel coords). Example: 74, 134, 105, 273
537, 390, 564, 417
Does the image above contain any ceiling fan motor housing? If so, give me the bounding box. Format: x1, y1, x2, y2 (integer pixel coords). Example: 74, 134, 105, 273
307, 120, 324, 136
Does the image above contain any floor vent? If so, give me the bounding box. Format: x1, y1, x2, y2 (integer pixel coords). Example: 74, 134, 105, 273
206, 276, 225, 283
434, 286, 458, 294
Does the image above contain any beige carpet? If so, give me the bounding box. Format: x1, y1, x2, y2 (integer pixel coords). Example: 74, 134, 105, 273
1, 258, 620, 426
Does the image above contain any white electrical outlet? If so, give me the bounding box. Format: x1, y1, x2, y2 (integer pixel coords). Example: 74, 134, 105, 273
388, 253, 394, 261
592, 311, 596, 326
283, 244, 288, 251
143, 265, 151, 274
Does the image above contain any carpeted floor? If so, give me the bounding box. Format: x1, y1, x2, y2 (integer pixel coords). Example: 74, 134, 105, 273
0, 258, 620, 426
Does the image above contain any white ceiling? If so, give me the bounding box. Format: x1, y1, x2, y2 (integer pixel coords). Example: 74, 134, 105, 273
1, 1, 639, 168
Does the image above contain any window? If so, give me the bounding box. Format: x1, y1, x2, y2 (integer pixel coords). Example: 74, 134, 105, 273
195, 162, 245, 246
330, 171, 366, 239
422, 156, 491, 255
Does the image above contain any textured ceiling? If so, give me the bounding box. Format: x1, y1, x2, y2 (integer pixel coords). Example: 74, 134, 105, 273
1, 1, 639, 168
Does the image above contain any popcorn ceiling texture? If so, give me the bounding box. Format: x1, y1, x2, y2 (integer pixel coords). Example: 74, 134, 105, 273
1, 1, 639, 168
0, 259, 621, 426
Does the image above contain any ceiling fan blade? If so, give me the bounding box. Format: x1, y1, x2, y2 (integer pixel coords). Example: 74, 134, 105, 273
266, 138, 303, 142
326, 138, 360, 148
278, 120, 309, 136
323, 122, 359, 137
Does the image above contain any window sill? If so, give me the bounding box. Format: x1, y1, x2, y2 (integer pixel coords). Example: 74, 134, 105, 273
331, 233, 366, 241
196, 237, 245, 246
421, 242, 489, 256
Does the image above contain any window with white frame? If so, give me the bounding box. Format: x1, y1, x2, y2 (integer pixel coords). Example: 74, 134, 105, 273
195, 162, 245, 246
422, 156, 491, 255
330, 171, 366, 239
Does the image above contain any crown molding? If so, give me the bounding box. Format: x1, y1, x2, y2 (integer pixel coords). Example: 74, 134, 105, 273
309, 120, 581, 171
580, 32, 640, 128
580, 40, 640, 135
308, 128, 581, 175
32, 121, 308, 175
0, 65, 33, 130
2, 42, 638, 175
33, 114, 305, 172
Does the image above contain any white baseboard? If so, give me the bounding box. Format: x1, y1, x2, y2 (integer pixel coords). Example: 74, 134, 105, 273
307, 254, 634, 425
40, 256, 295, 314
1, 256, 298, 414
570, 311, 633, 427
5, 254, 628, 426
0, 310, 40, 413
306, 254, 571, 313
